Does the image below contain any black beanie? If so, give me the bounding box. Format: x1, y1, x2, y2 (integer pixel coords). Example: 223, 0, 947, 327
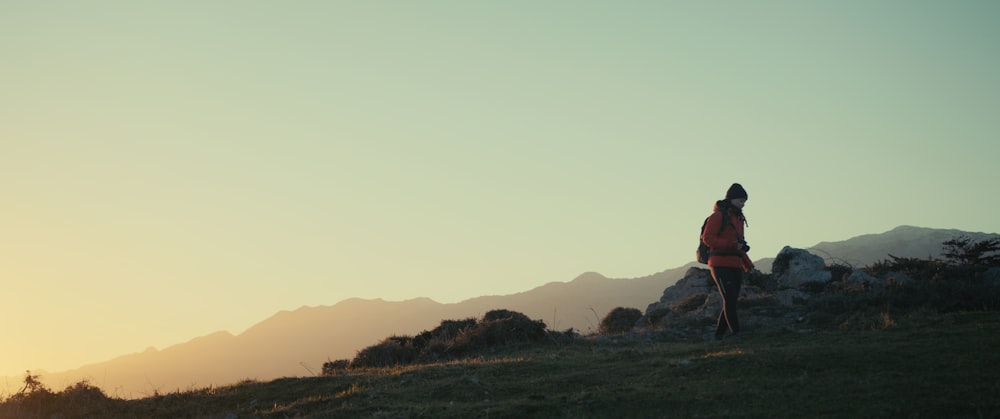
725, 183, 748, 200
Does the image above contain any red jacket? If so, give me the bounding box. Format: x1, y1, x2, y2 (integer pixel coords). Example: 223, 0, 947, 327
702, 201, 754, 271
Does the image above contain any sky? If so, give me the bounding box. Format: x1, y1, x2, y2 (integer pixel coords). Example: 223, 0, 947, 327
2, 1, 999, 378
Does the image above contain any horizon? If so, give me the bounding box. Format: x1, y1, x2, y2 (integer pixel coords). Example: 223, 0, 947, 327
2, 223, 995, 385
3, 1, 1000, 378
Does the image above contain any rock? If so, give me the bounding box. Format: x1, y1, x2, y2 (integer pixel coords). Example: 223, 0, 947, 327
845, 270, 882, 290
645, 267, 714, 314
695, 292, 722, 318
772, 246, 831, 289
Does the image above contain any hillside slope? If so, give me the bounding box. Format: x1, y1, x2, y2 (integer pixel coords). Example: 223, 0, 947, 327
5, 312, 999, 418
19, 226, 998, 398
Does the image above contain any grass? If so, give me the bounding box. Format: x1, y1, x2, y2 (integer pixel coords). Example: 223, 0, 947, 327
4, 311, 999, 418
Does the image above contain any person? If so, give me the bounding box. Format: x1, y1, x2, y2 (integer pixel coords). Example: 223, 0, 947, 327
701, 183, 755, 340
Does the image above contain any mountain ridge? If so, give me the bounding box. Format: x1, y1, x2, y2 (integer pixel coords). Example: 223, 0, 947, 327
14, 225, 998, 397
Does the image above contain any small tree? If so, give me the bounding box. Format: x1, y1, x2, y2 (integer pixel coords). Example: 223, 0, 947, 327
3, 371, 55, 414
19, 371, 48, 396
942, 236, 1000, 266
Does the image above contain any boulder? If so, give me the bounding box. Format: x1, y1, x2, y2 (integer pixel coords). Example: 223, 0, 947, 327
772, 246, 831, 289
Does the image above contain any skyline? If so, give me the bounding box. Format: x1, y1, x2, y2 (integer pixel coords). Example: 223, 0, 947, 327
3, 1, 999, 378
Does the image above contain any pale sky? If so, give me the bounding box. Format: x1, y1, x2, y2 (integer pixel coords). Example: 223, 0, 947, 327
2, 1, 998, 378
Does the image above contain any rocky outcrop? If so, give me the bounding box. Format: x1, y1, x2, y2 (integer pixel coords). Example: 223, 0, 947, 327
641, 267, 719, 326
637, 267, 722, 325
642, 267, 767, 325
644, 267, 714, 313
772, 246, 831, 289
636, 236, 1000, 339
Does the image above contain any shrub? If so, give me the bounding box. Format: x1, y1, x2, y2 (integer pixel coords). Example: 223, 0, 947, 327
1, 372, 56, 418
451, 310, 548, 353
0, 373, 118, 419
413, 318, 477, 351
52, 381, 114, 417
598, 307, 643, 335
321, 359, 350, 375
826, 263, 853, 283
340, 309, 551, 371
350, 336, 418, 368
59, 380, 107, 404
864, 255, 942, 281
840, 236, 1000, 320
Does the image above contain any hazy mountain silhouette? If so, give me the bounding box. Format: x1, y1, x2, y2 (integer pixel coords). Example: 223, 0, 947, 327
28, 270, 689, 398
753, 225, 999, 272
19, 226, 997, 398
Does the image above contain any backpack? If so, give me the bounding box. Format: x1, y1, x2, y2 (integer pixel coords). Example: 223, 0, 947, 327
696, 210, 730, 264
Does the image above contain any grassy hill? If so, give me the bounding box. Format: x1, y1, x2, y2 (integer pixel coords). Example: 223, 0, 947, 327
3, 310, 998, 418
6, 237, 999, 418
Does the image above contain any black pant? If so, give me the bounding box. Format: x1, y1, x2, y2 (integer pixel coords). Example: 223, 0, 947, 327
710, 266, 743, 337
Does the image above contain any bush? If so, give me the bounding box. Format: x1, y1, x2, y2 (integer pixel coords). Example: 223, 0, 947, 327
1, 371, 54, 412
350, 336, 418, 368
482, 309, 527, 323
598, 307, 643, 335
321, 359, 350, 375
826, 263, 853, 283
451, 310, 548, 353
814, 236, 1000, 325
0, 373, 117, 419
413, 318, 478, 352
337, 309, 551, 372
864, 255, 941, 280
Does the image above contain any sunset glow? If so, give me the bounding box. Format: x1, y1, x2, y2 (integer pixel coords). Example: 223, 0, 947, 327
2, 1, 998, 390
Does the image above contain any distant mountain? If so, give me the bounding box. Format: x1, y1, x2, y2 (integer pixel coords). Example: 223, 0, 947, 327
755, 225, 999, 272
23, 226, 997, 397
31, 267, 692, 398
810, 225, 996, 265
